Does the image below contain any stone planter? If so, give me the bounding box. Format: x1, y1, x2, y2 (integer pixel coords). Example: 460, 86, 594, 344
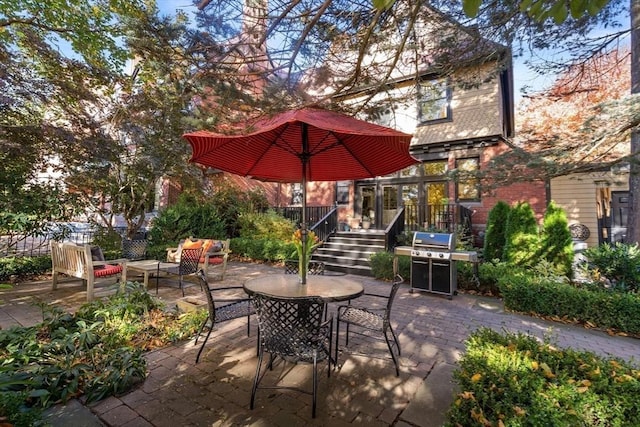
176, 296, 207, 313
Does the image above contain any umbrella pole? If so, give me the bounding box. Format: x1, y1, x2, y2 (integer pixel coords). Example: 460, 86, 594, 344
301, 123, 308, 285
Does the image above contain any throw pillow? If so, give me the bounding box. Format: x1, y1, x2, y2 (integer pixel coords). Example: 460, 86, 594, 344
90, 246, 105, 270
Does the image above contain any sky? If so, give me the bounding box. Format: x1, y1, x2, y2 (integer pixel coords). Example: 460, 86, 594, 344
154, 0, 628, 108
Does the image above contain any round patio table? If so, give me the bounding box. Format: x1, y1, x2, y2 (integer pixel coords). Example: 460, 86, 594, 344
243, 274, 364, 302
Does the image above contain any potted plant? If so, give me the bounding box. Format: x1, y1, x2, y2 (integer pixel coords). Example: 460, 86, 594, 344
361, 215, 371, 229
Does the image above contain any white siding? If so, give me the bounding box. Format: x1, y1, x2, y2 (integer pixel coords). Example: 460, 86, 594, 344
550, 171, 629, 248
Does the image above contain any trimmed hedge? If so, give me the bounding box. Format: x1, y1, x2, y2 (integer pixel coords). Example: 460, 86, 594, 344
499, 275, 640, 335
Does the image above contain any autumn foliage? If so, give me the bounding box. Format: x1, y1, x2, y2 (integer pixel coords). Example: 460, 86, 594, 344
514, 48, 632, 174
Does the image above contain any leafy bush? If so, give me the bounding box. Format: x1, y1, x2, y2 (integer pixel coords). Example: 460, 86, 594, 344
0, 255, 51, 281
237, 210, 296, 240
483, 201, 510, 262
581, 242, 640, 293
146, 194, 227, 259
230, 237, 295, 263
448, 328, 640, 426
499, 273, 640, 334
91, 226, 124, 253
369, 252, 410, 281
0, 283, 205, 424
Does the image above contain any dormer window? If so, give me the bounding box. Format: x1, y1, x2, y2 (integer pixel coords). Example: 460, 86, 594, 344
417, 78, 451, 124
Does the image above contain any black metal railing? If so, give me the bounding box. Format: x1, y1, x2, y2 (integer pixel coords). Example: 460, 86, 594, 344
404, 204, 473, 233
384, 208, 405, 251
309, 206, 338, 243
1, 227, 134, 258
274, 206, 335, 228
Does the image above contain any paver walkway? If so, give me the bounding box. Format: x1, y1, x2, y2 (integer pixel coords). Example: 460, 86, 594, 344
1, 261, 638, 426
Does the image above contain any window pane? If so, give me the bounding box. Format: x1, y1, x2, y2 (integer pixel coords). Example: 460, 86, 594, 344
456, 158, 480, 200
418, 79, 449, 122
401, 165, 420, 177
424, 161, 447, 176
336, 181, 349, 204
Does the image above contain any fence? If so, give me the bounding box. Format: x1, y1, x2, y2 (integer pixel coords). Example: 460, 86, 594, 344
0, 227, 131, 258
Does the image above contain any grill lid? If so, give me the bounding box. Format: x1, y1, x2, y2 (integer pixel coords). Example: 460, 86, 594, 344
412, 232, 455, 251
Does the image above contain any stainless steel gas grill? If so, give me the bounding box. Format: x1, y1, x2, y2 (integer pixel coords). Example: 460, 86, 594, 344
394, 232, 478, 299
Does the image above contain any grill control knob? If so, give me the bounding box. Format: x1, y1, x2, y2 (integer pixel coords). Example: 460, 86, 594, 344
438, 253, 444, 258
426, 252, 432, 258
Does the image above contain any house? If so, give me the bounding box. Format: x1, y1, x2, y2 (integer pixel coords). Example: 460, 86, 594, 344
187, 2, 549, 247
298, 6, 547, 243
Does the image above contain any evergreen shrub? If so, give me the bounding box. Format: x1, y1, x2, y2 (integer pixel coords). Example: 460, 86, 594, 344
539, 201, 573, 277
503, 201, 539, 267
483, 200, 510, 262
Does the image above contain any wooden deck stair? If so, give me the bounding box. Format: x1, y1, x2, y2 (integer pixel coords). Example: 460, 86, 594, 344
311, 230, 386, 276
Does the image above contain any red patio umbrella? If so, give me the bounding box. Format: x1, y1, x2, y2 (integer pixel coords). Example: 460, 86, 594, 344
183, 107, 417, 283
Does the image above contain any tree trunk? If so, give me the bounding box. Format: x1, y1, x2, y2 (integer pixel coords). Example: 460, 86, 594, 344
627, 0, 640, 243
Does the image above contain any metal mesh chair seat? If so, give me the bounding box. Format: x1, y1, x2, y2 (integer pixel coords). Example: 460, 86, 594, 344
194, 270, 255, 363
335, 274, 404, 376
250, 293, 332, 418
337, 306, 385, 330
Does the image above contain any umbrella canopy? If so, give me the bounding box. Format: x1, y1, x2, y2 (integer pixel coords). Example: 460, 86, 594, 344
183, 107, 417, 283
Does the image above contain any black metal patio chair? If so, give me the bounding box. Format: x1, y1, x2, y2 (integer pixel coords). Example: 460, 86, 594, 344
193, 270, 255, 364
250, 293, 333, 418
156, 247, 202, 296
334, 274, 403, 376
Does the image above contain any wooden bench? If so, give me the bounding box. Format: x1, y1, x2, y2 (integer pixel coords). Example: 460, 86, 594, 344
166, 238, 230, 279
50, 241, 128, 301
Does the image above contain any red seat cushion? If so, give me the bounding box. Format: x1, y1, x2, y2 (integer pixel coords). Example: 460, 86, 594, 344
200, 256, 224, 265
94, 264, 123, 278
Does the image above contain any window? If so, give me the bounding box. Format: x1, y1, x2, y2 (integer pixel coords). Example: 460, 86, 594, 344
336, 181, 349, 205
423, 161, 447, 176
418, 78, 451, 123
291, 183, 303, 205
400, 165, 420, 177
455, 158, 480, 201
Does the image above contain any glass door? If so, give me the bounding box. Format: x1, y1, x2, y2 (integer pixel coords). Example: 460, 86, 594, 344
382, 185, 398, 227
361, 186, 376, 228
425, 182, 447, 229
402, 184, 419, 230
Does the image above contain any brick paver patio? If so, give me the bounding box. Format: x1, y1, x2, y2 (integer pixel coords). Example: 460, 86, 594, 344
1, 261, 638, 426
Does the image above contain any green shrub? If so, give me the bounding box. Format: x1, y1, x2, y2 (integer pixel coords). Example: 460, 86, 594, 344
503, 202, 540, 267
205, 181, 270, 237
483, 201, 510, 262
0, 255, 51, 281
230, 237, 295, 263
91, 226, 124, 253
237, 210, 296, 241
582, 242, 640, 293
0, 284, 204, 423
146, 194, 227, 259
448, 328, 640, 426
369, 252, 410, 281
539, 201, 573, 277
